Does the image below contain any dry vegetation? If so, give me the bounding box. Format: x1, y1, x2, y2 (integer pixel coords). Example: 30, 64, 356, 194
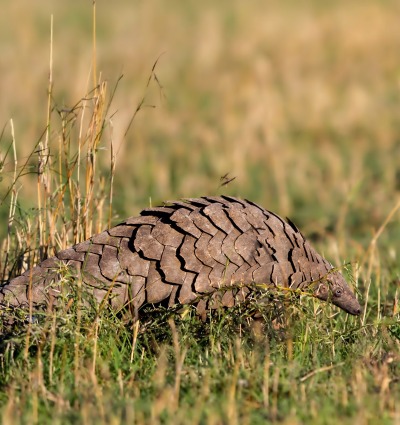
0, 0, 399, 424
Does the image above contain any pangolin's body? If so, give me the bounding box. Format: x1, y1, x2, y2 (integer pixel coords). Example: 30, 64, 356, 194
0, 196, 361, 317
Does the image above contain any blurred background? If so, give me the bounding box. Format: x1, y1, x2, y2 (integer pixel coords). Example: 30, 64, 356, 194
1, 0, 400, 268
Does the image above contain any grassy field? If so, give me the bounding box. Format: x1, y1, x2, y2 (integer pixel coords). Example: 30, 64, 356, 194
0, 0, 399, 423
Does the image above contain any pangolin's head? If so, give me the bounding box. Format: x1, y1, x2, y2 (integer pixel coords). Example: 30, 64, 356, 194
313, 270, 361, 316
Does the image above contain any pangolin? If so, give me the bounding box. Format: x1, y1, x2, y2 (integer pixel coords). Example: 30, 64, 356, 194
0, 196, 361, 318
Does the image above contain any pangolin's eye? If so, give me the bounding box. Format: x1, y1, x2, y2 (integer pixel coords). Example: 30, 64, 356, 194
334, 288, 342, 297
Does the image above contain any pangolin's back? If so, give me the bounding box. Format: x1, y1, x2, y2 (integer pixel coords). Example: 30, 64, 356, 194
0, 196, 361, 316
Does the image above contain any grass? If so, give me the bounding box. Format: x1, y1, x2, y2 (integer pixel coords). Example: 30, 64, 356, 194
0, 0, 399, 424
0, 292, 398, 424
